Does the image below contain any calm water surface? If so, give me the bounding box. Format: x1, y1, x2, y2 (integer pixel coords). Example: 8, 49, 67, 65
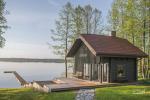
0, 62, 69, 88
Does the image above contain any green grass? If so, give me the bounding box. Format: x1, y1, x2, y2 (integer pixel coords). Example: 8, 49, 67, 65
0, 88, 75, 100
0, 80, 150, 100
96, 85, 150, 100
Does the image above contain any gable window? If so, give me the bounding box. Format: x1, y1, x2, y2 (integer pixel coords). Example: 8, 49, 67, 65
117, 64, 126, 78
79, 47, 87, 57
80, 54, 87, 57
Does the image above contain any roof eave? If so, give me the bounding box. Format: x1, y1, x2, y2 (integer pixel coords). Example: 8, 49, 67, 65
96, 53, 148, 58
66, 39, 82, 57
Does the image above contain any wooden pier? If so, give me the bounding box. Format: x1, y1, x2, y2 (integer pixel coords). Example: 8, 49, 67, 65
4, 71, 28, 85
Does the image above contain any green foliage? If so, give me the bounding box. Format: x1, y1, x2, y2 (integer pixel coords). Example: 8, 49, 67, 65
108, 0, 150, 79
50, 2, 103, 57
50, 2, 73, 56
0, 0, 7, 48
71, 5, 84, 42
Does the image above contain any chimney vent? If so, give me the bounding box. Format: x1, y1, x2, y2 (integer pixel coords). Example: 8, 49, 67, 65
111, 31, 116, 37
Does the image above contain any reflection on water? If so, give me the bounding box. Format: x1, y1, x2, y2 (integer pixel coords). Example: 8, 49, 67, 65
0, 62, 69, 88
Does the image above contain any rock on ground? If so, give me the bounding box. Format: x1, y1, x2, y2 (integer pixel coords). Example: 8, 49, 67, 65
75, 89, 95, 100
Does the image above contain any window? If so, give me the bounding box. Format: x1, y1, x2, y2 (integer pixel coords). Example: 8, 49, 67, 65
117, 64, 126, 78
79, 48, 87, 57
80, 54, 87, 57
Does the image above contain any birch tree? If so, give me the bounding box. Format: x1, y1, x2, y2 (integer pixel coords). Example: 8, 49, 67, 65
92, 8, 103, 34
71, 5, 103, 43
51, 2, 73, 78
71, 5, 84, 42
83, 5, 93, 34
83, 5, 102, 34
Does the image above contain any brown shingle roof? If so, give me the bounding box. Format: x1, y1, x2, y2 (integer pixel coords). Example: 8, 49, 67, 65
67, 34, 148, 58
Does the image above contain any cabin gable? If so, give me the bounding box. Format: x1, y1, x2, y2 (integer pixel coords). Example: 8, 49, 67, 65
74, 42, 95, 77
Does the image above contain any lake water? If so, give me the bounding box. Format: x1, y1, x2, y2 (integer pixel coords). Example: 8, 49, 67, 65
0, 62, 71, 88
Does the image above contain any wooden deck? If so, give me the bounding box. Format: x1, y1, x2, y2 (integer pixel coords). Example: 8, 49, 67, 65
43, 78, 130, 92
46, 78, 96, 92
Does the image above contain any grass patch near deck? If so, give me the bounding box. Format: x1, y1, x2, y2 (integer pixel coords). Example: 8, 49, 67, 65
96, 85, 150, 100
0, 88, 75, 100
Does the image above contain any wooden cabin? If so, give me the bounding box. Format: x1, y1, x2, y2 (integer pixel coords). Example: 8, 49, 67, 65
66, 31, 147, 83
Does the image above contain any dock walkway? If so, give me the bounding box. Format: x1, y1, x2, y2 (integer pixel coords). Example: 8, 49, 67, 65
4, 71, 28, 85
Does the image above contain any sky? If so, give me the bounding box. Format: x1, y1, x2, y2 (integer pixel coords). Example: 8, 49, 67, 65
0, 0, 113, 58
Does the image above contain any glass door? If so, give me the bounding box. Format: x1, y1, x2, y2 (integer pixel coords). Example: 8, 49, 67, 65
102, 63, 109, 83
98, 64, 102, 82
83, 64, 90, 80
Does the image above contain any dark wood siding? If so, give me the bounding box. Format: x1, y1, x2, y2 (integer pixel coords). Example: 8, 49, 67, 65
110, 58, 136, 82
74, 43, 95, 79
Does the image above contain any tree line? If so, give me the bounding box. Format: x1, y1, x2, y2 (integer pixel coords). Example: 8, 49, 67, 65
108, 0, 150, 79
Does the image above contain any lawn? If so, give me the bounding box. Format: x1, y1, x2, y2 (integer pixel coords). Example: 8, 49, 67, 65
0, 88, 75, 100
0, 80, 150, 100
96, 85, 150, 100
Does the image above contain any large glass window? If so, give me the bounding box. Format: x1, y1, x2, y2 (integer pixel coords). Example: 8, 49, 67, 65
117, 64, 126, 78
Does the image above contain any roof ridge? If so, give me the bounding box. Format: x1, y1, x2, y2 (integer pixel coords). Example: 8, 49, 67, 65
80, 34, 109, 36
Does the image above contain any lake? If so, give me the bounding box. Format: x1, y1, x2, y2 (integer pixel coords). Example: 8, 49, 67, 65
0, 62, 72, 88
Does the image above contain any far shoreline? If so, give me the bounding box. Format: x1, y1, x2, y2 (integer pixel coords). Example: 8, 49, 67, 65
0, 58, 65, 63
